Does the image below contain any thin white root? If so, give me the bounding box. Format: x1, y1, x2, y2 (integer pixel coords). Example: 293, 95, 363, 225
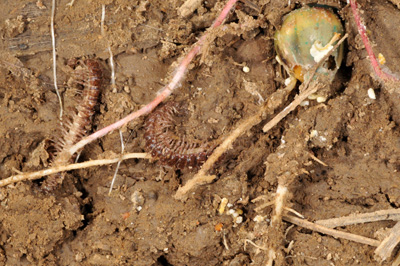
222, 231, 230, 250
244, 239, 268, 251
101, 4, 106, 36
101, 4, 116, 89
308, 152, 328, 166
51, 0, 63, 120
285, 207, 304, 219
108, 47, 116, 88
66, 0, 75, 7
0, 153, 151, 188
109, 130, 125, 195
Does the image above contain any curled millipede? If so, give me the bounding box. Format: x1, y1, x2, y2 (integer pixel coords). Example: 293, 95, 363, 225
41, 59, 102, 192
144, 101, 216, 169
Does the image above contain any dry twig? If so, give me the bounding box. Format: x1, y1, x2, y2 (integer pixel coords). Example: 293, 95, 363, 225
316, 209, 400, 228
283, 215, 380, 247
374, 222, 400, 262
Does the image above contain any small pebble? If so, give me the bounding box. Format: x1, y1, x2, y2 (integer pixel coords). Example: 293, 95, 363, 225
378, 53, 386, 65
242, 66, 250, 73
368, 88, 376, 100
300, 100, 309, 106
310, 130, 318, 138
235, 216, 243, 224
124, 86, 131, 93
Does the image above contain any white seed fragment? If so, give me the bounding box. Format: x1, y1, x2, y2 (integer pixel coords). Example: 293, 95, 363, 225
316, 96, 327, 103
310, 41, 333, 63
368, 88, 376, 100
243, 66, 250, 73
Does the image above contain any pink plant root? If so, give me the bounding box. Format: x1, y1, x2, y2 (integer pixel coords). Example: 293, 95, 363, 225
349, 0, 400, 82
67, 0, 239, 157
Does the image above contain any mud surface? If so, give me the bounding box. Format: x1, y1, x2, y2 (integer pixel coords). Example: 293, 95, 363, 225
0, 0, 400, 265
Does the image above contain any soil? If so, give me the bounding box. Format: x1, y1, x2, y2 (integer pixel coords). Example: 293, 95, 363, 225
0, 0, 400, 265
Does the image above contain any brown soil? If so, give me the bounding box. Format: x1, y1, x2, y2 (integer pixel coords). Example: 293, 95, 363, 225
1, 0, 400, 265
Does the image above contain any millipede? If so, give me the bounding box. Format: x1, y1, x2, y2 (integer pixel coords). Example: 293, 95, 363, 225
144, 101, 216, 169
41, 58, 102, 191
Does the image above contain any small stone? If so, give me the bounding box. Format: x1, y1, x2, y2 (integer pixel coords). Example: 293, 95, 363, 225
367, 88, 376, 100
124, 86, 131, 93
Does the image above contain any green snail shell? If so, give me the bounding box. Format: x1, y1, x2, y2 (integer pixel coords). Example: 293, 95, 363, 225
275, 6, 344, 82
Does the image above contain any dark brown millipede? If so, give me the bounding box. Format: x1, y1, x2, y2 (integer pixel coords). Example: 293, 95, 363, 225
144, 101, 216, 169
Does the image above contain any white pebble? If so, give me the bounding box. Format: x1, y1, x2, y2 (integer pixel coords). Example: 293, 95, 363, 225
300, 100, 309, 106
308, 93, 318, 100
235, 216, 243, 224
243, 66, 250, 73
227, 209, 235, 215
316, 96, 327, 103
368, 88, 376, 99
310, 130, 318, 138
284, 77, 294, 86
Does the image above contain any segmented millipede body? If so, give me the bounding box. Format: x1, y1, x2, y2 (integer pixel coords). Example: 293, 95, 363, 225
41, 59, 102, 192
144, 101, 216, 169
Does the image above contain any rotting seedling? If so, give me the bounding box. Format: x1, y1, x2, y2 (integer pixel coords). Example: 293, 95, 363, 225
274, 5, 344, 83
274, 4, 345, 103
